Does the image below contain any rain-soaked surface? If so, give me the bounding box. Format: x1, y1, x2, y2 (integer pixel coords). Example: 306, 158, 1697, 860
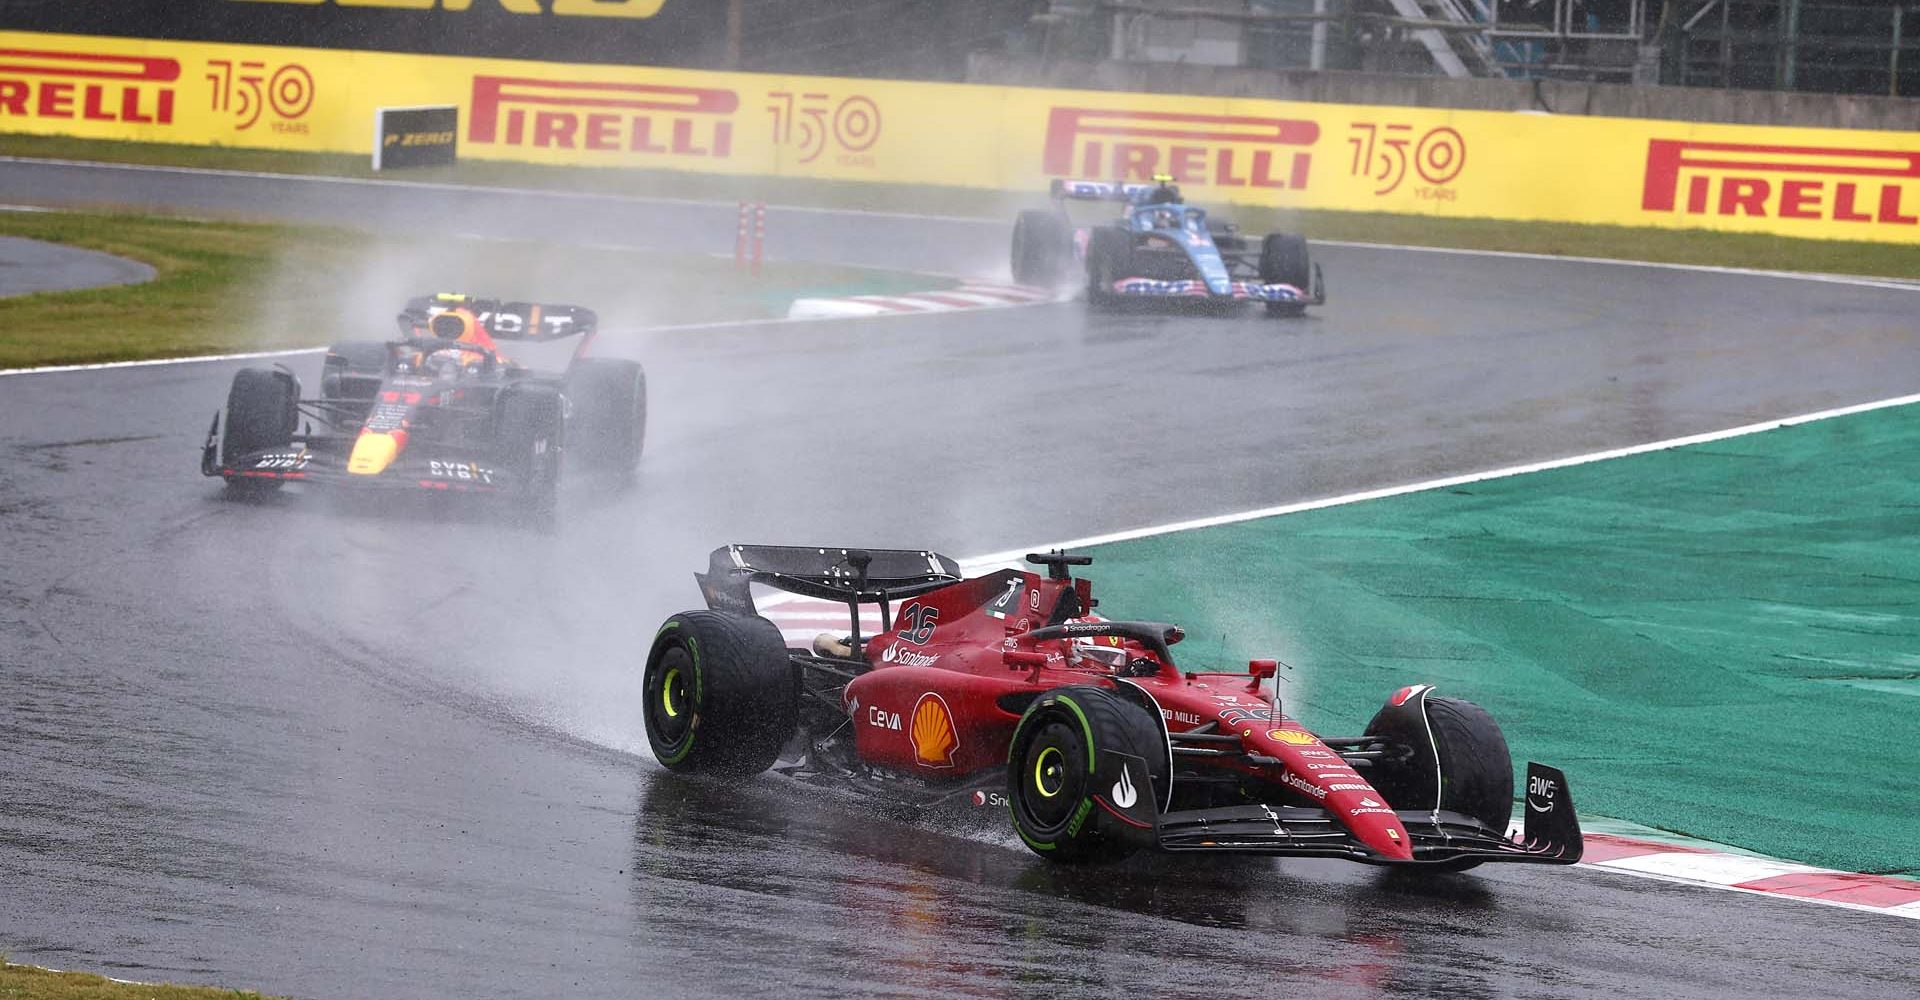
3, 165, 1919, 998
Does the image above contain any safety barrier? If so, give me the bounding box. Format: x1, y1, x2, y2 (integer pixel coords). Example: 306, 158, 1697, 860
2, 31, 1917, 244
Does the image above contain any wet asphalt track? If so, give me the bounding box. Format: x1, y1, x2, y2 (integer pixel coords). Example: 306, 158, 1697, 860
2, 161, 1919, 999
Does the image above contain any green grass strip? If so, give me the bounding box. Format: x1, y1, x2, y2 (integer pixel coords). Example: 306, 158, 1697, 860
0, 960, 280, 1000
0, 207, 948, 369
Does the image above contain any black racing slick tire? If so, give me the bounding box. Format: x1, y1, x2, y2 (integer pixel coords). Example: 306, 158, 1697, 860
565, 358, 647, 478
1011, 209, 1073, 287
643, 611, 798, 779
1365, 694, 1513, 870
1007, 685, 1167, 864
1259, 233, 1312, 318
496, 384, 564, 519
1083, 227, 1131, 310
221, 367, 298, 493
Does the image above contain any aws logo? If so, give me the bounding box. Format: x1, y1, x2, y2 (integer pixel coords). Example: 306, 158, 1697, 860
227, 1, 667, 18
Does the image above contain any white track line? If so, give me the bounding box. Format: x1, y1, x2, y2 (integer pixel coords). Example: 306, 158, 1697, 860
1313, 239, 1920, 293
0, 156, 995, 224
959, 388, 1920, 570
0, 347, 324, 378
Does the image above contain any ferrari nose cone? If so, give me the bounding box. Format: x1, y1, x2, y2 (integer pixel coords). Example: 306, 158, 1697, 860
348, 431, 403, 476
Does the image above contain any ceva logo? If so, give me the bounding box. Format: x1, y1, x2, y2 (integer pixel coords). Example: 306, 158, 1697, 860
468, 75, 737, 157
1642, 139, 1920, 226
1043, 106, 1319, 189
0, 48, 179, 125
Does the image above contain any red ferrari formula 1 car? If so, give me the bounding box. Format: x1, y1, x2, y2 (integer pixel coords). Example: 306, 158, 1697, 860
644, 546, 1583, 869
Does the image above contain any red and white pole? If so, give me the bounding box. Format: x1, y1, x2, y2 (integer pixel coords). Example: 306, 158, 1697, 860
734, 200, 749, 271
752, 201, 765, 277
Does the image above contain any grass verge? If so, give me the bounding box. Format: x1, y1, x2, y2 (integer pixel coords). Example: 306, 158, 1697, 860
0, 207, 947, 369
0, 960, 278, 1000
10, 134, 1920, 279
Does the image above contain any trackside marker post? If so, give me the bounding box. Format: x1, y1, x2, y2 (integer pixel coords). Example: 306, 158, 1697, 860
734, 200, 765, 275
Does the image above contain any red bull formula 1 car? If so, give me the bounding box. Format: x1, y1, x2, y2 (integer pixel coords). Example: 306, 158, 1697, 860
644, 546, 1581, 869
1011, 178, 1326, 317
201, 294, 646, 513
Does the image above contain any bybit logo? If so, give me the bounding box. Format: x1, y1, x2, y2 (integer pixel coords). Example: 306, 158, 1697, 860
0, 48, 179, 125
226, 1, 667, 18
1043, 106, 1319, 189
468, 75, 736, 156
1642, 139, 1920, 226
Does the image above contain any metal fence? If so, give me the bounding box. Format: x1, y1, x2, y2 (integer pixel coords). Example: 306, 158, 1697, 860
1667, 0, 1920, 96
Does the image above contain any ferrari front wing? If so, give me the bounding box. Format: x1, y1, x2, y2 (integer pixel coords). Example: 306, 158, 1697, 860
1154, 762, 1583, 866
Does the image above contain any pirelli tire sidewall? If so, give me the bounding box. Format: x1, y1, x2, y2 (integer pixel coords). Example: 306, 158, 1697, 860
564, 358, 647, 476
221, 367, 298, 491
1083, 227, 1132, 308
1258, 233, 1312, 318
1006, 685, 1165, 864
643, 611, 797, 780
1364, 693, 1514, 834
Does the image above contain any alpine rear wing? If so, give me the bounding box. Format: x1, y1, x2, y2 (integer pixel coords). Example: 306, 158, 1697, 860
397, 294, 597, 341
1051, 179, 1156, 204
695, 544, 961, 619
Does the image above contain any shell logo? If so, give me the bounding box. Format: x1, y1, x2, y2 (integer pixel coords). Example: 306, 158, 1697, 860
910, 692, 959, 768
1267, 728, 1318, 746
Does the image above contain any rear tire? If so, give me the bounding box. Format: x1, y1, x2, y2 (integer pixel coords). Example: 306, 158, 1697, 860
1259, 233, 1312, 318
565, 358, 647, 478
1007, 685, 1166, 864
1011, 209, 1073, 286
1365, 694, 1513, 871
643, 611, 798, 779
221, 367, 298, 494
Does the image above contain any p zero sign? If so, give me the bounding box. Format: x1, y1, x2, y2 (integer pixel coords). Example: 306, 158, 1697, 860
374, 104, 457, 170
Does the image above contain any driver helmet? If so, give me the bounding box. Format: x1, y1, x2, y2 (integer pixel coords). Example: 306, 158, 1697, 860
428, 310, 472, 341
1066, 616, 1130, 670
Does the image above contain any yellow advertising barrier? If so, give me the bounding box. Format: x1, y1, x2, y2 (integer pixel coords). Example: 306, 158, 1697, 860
4, 30, 1919, 244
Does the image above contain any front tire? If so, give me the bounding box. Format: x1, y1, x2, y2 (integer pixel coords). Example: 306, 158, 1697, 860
1007, 685, 1166, 864
643, 611, 798, 779
1259, 233, 1312, 318
565, 358, 647, 478
1365, 694, 1513, 871
1011, 209, 1073, 286
496, 385, 564, 518
221, 367, 298, 494
1084, 228, 1131, 311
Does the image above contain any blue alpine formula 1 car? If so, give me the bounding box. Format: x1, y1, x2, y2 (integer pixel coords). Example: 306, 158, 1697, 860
1011, 177, 1326, 317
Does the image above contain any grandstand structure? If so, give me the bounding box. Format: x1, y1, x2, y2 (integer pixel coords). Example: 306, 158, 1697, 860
1024, 1, 1920, 94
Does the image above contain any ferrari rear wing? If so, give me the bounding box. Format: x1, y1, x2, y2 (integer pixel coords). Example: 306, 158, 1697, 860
695, 544, 961, 617
398, 294, 597, 341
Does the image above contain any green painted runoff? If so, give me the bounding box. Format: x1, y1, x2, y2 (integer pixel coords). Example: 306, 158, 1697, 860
1085, 404, 1920, 876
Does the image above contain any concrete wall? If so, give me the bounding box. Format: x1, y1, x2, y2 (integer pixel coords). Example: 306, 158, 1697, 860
967, 54, 1920, 132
